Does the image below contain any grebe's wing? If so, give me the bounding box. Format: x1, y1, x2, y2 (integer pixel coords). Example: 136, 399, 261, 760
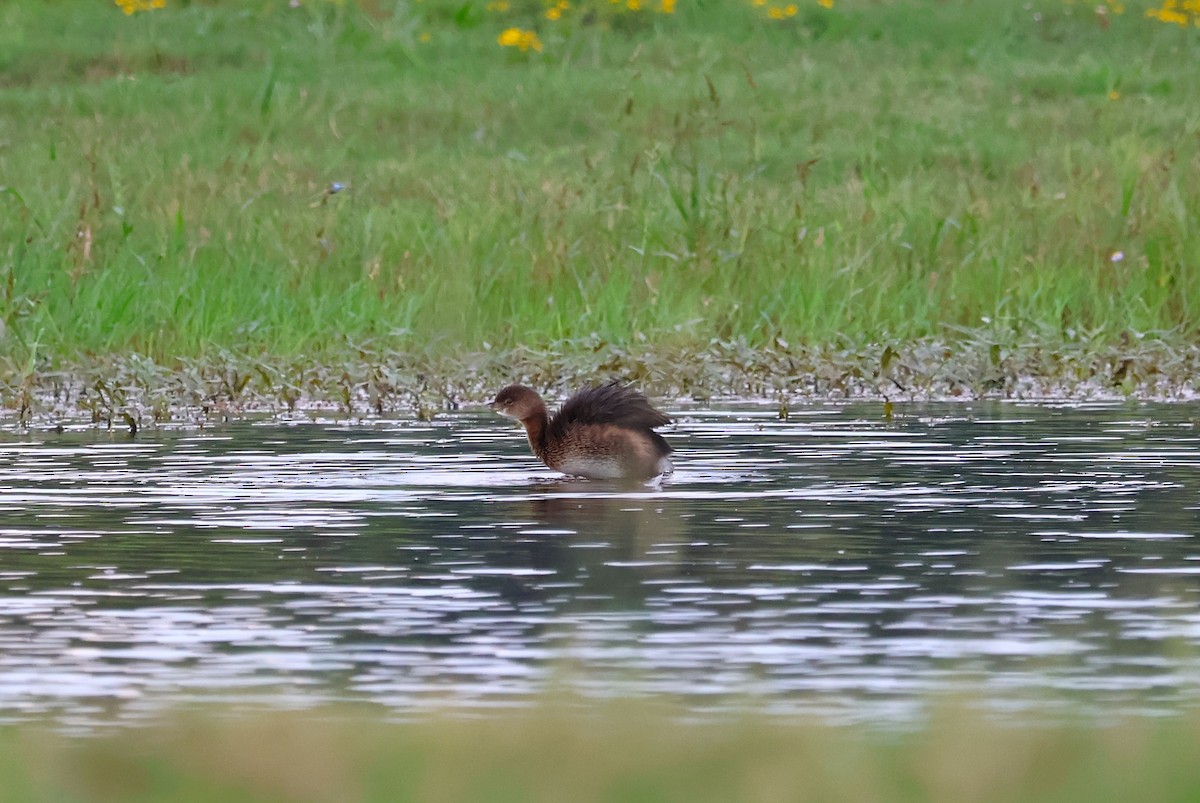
549, 381, 671, 433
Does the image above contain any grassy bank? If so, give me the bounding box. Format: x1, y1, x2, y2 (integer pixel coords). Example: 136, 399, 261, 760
2, 0, 1200, 414
4, 705, 1200, 802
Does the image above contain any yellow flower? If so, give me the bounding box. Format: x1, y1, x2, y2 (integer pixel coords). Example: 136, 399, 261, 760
497, 27, 543, 52
115, 0, 166, 14
627, 0, 642, 10
1108, 90, 1120, 100
765, 0, 802, 14
1147, 0, 1196, 24
486, 0, 510, 10
546, 6, 562, 18
1163, 8, 1188, 23
418, 31, 432, 42
817, 0, 833, 8
659, 0, 677, 12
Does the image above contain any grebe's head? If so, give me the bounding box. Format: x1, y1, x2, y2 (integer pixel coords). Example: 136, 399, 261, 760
489, 384, 543, 420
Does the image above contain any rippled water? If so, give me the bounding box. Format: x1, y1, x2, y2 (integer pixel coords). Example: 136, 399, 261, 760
2, 400, 1200, 728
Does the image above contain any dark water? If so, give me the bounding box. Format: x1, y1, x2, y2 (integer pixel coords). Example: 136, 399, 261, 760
2, 401, 1200, 728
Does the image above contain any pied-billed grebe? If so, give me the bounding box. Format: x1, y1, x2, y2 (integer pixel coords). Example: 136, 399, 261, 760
489, 381, 673, 480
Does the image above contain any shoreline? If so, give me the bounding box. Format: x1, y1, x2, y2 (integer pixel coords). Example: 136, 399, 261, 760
4, 335, 1197, 425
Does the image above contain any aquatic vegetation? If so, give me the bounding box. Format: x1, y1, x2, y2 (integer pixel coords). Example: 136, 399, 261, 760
1, 325, 1197, 425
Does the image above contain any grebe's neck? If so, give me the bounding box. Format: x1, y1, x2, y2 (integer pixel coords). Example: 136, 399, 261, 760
520, 403, 549, 458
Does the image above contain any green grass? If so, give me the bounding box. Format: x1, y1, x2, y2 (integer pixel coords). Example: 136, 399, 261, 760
4, 704, 1200, 802
2, 0, 1200, 409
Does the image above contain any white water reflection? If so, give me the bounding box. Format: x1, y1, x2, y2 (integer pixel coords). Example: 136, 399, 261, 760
0, 400, 1198, 728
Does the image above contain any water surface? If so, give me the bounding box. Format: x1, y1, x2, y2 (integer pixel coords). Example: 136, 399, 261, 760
2, 401, 1200, 728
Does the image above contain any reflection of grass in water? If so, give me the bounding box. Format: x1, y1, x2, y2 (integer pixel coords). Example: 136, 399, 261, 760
1, 1, 1199, 377
4, 704, 1200, 802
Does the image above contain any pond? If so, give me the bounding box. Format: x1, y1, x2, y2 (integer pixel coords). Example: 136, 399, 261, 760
1, 400, 1199, 729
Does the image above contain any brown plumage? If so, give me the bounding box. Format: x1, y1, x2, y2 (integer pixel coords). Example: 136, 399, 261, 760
489, 381, 673, 480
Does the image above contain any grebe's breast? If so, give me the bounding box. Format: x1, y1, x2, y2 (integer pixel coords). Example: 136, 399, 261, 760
554, 456, 629, 480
